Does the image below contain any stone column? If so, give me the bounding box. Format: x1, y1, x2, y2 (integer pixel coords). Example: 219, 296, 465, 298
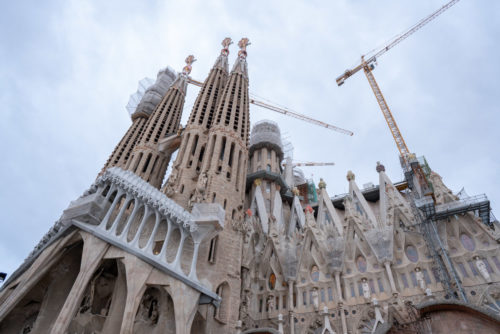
118, 255, 153, 334
288, 280, 295, 334
339, 302, 348, 334
168, 280, 201, 334
334, 271, 344, 301
384, 262, 398, 296
50, 233, 109, 334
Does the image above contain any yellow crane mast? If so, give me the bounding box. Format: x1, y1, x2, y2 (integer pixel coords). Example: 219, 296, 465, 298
336, 0, 460, 166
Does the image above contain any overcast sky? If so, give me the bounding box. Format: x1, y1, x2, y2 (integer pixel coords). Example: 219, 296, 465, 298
1, 0, 499, 278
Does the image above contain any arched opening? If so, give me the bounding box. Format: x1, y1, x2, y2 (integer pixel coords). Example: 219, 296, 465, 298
133, 286, 175, 334
126, 205, 146, 242
0, 238, 84, 334
190, 310, 206, 333
138, 212, 157, 249
215, 282, 231, 323
134, 153, 143, 173
152, 220, 168, 255
68, 259, 126, 334
180, 235, 194, 275
115, 199, 136, 236
101, 185, 111, 197
142, 153, 152, 173
166, 228, 181, 264
107, 194, 127, 230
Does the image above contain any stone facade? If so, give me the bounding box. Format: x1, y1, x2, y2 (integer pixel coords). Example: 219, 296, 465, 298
1, 38, 500, 334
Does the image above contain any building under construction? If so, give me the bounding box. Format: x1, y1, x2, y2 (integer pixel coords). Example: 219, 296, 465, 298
1, 2, 500, 333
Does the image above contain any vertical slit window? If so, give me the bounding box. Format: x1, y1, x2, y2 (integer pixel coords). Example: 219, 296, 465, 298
219, 137, 226, 161
208, 236, 218, 263
142, 153, 152, 173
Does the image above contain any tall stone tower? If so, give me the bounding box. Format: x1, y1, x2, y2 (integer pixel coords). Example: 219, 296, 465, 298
247, 121, 285, 212
125, 55, 195, 188
190, 38, 252, 332
99, 67, 177, 176
163, 38, 232, 207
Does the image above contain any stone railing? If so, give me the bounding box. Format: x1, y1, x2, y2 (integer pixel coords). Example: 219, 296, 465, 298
70, 167, 224, 305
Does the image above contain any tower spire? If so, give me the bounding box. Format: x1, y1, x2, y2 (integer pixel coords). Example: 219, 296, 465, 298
162, 38, 232, 205
98, 68, 177, 177
124, 55, 194, 188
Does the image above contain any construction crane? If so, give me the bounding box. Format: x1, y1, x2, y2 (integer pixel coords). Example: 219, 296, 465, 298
336, 0, 466, 303
187, 78, 353, 136
336, 0, 460, 166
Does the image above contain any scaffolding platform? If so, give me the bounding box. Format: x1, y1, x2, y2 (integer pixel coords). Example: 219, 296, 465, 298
417, 194, 493, 228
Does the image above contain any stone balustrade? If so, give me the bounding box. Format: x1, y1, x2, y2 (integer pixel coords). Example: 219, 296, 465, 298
71, 167, 224, 305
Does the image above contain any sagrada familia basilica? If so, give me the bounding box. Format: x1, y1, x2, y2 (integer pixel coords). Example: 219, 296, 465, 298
1, 38, 499, 334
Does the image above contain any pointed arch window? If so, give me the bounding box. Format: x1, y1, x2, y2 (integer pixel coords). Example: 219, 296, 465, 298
356, 256, 367, 273
311, 265, 320, 282
269, 273, 276, 290
405, 245, 419, 263
460, 234, 475, 251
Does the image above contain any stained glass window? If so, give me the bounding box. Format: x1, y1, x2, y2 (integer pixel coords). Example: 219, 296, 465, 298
423, 269, 432, 284
405, 245, 419, 263
410, 271, 418, 287
311, 266, 320, 282
484, 258, 494, 273
458, 263, 469, 278
269, 273, 276, 290
460, 234, 475, 251
357, 256, 367, 273
328, 287, 333, 301
369, 279, 376, 293
401, 273, 409, 288
492, 256, 500, 271
468, 261, 479, 276
377, 278, 384, 292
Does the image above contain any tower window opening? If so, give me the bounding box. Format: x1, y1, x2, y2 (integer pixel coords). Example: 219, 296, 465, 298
206, 135, 216, 171
150, 155, 159, 175
257, 150, 261, 162
198, 146, 205, 163
223, 199, 227, 209
180, 133, 190, 162
212, 193, 216, 203
208, 236, 218, 263
235, 151, 242, 192
219, 137, 226, 161
134, 153, 143, 173
142, 153, 152, 173
228, 143, 235, 167
180, 184, 184, 194
102, 185, 111, 197
191, 135, 199, 155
